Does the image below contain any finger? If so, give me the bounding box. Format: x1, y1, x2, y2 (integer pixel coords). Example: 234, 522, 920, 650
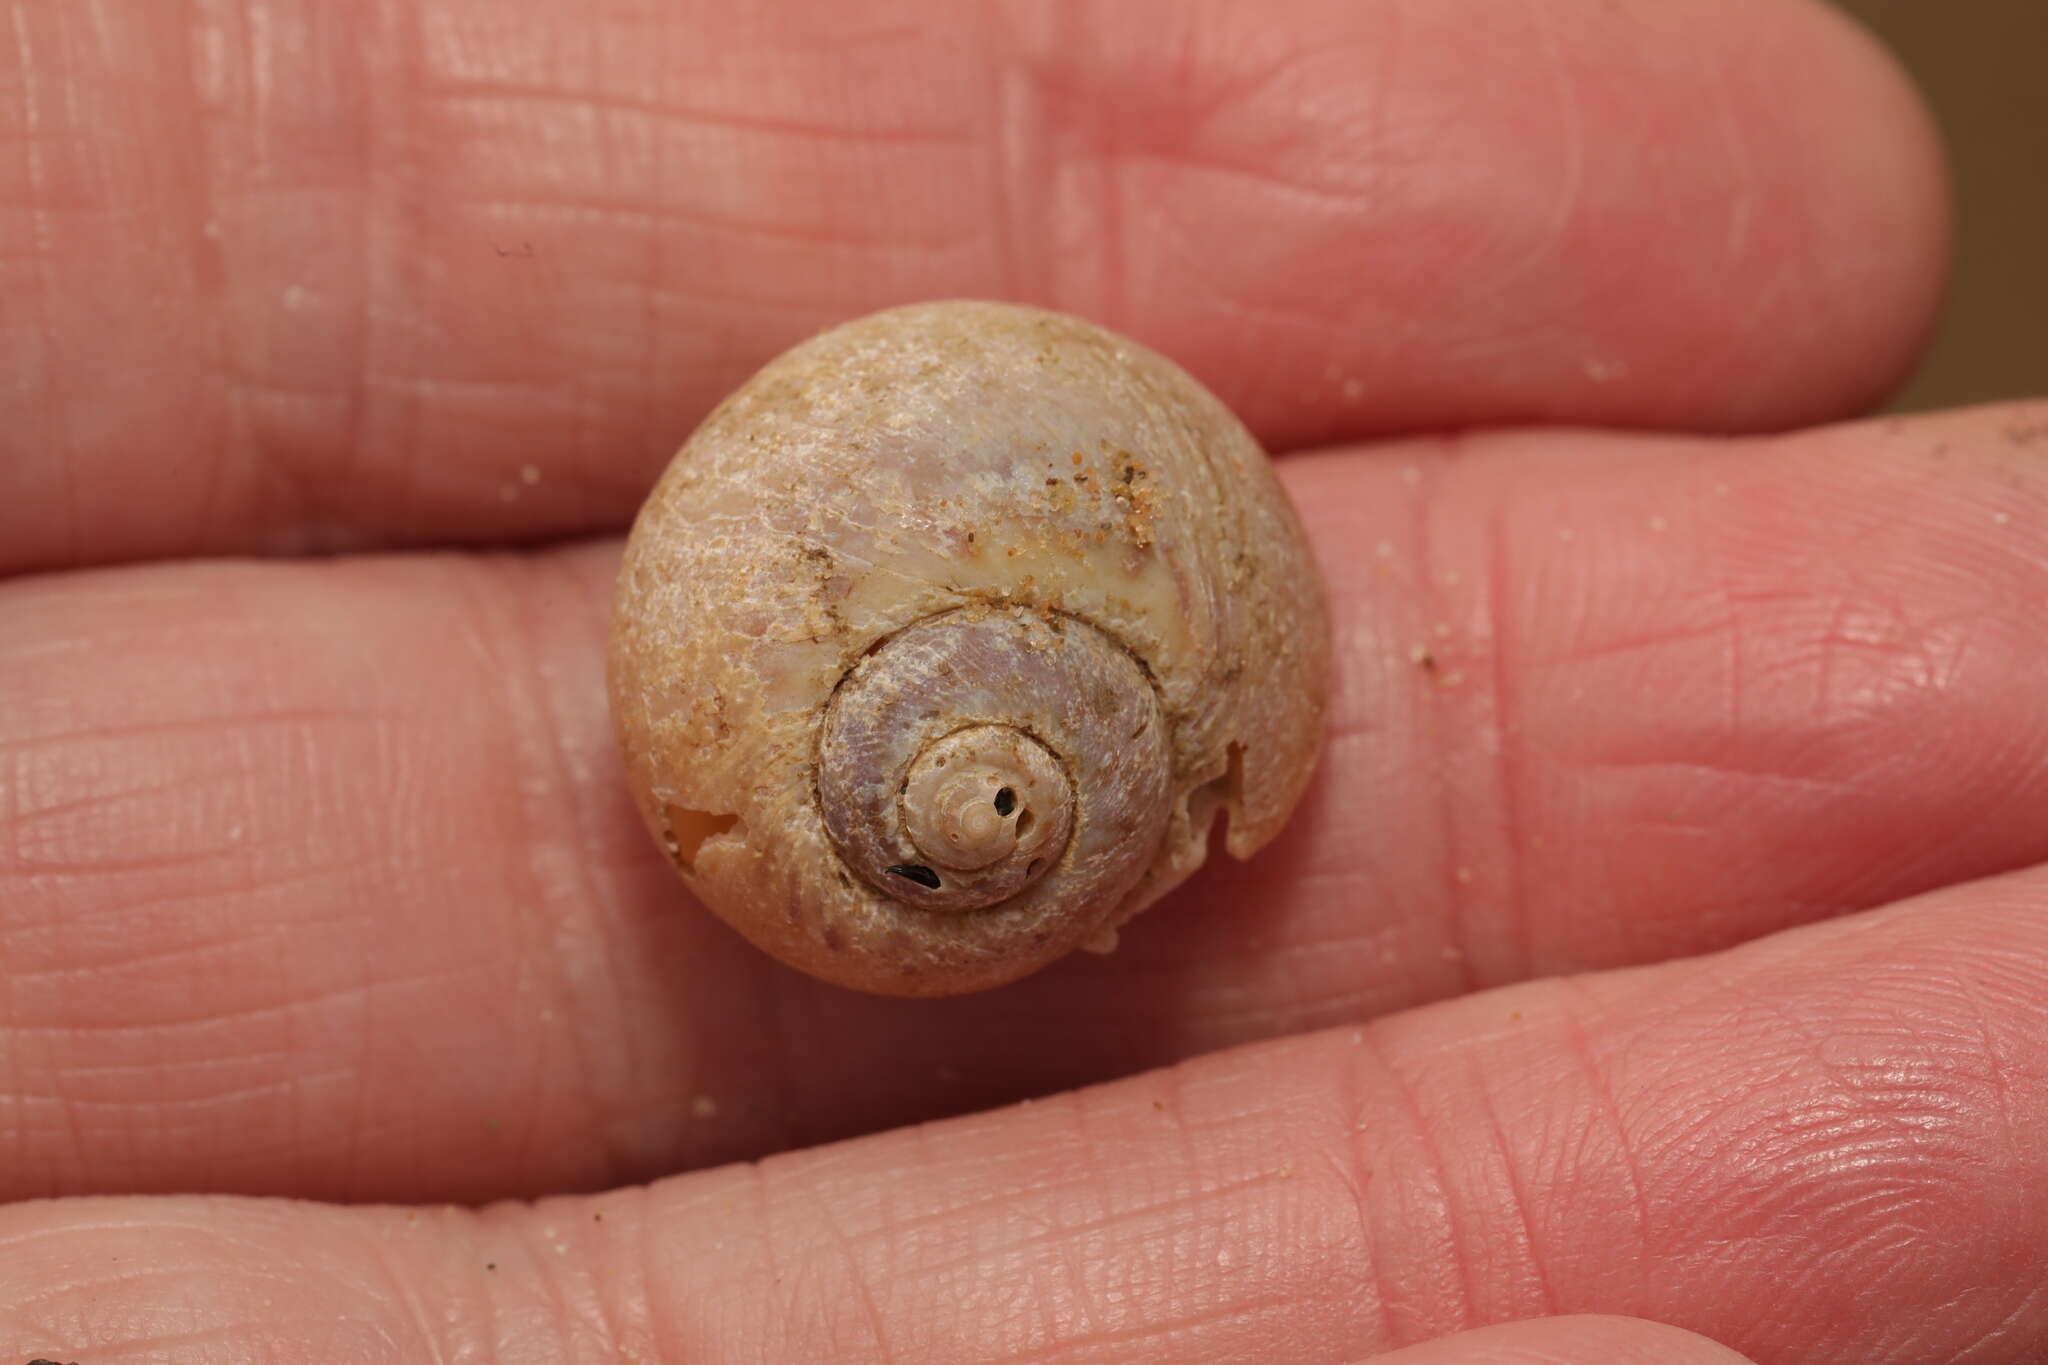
0, 0, 1945, 573
3, 864, 2045, 1364
3, 402, 2044, 1202
1365, 1317, 1758, 1365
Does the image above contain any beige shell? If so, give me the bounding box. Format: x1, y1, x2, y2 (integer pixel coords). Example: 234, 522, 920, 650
609, 301, 1329, 996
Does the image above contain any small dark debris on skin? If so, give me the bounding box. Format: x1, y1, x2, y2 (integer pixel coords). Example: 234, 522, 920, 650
28, 1359, 81, 1364
887, 863, 943, 889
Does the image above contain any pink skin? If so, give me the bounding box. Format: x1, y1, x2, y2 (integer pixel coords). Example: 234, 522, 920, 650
4, 0, 2044, 1361
0, 0, 1940, 571
1361, 1318, 1761, 1365
8, 412, 2048, 1206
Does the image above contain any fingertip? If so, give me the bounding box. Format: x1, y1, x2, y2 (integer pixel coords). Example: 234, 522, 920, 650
1755, 0, 1953, 418
1363, 1314, 1758, 1364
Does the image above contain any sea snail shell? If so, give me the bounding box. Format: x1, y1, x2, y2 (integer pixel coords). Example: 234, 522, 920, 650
609, 301, 1329, 996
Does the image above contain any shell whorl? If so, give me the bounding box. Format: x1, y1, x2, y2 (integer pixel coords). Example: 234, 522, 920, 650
817, 606, 1170, 919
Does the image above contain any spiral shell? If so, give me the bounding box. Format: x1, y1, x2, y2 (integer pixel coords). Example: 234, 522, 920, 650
609, 301, 1328, 996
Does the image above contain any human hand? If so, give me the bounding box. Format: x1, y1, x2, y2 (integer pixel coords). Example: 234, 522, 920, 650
4, 1, 2042, 1361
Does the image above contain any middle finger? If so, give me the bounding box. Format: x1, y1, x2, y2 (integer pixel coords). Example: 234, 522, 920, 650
1, 403, 2043, 1202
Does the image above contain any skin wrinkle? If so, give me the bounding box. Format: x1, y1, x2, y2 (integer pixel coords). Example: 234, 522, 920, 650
574, 1202, 655, 1365
904, 1113, 1322, 1356
1702, 23, 1760, 272
1328, 1030, 1402, 1349
1482, 482, 1539, 995
1164, 35, 1349, 171
0, 706, 378, 771
428, 78, 971, 148
801, 1145, 899, 1361
1552, 981, 1654, 1294
432, 562, 572, 1189
997, 1294, 1304, 1365
1646, 925, 2031, 1358
366, 0, 416, 543
1040, 2, 1127, 326
1115, 136, 1381, 214
1960, 945, 2048, 1187
1114, 130, 1367, 406
462, 187, 967, 252
184, 0, 230, 554
335, 840, 382, 1201
1572, 679, 1957, 789
27, 1016, 86, 1200
511, 1205, 604, 1362
1154, 1061, 1202, 1215
1488, 0, 1588, 301
877, 1129, 1310, 1283
1247, 914, 1393, 1030
4, 867, 363, 949
1703, 251, 1819, 426
1527, 607, 1745, 671
628, 5, 669, 545
0, 1208, 321, 1336
408, 33, 1002, 340
19, 1066, 330, 1122
1084, 52, 1129, 335
5, 5, 66, 560
643, 1182, 703, 1365
743, 1152, 802, 1358
219, 2, 343, 551
980, 0, 1065, 307
1040, 1088, 1118, 1346
974, 2, 1024, 300
5, 922, 300, 1004
1589, 759, 1870, 800
1666, 989, 1982, 1263
1406, 437, 1497, 994
472, 553, 641, 1187
1461, 1041, 1558, 1321
1355, 1023, 1474, 1342
362, 1222, 452, 1363
12, 908, 311, 1035
558, 1190, 658, 1362
528, 552, 721, 1178
11, 791, 272, 880
1681, 10, 1867, 414
1961, 1291, 2048, 1364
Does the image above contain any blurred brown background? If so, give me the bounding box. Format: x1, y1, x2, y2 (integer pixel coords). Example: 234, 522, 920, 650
1832, 0, 2048, 410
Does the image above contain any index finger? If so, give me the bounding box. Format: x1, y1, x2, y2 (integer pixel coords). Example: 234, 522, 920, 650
0, 0, 1944, 573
